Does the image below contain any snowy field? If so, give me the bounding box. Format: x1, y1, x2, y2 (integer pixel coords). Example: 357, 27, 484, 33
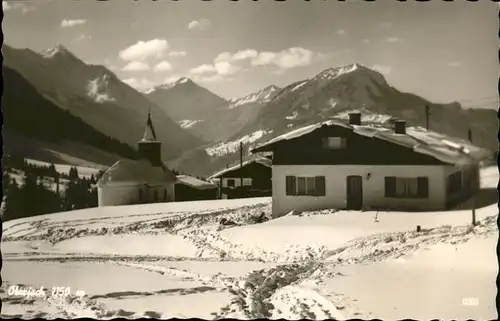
1, 167, 498, 319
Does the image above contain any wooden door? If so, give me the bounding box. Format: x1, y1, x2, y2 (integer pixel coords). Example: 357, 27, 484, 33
346, 175, 363, 210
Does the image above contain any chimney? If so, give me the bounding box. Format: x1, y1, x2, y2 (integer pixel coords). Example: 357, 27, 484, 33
348, 112, 361, 125
394, 120, 406, 134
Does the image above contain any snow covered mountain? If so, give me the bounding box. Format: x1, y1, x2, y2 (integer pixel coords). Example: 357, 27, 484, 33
3, 66, 137, 167
174, 63, 497, 177
228, 85, 280, 109
2, 44, 204, 161
234, 63, 497, 153
145, 81, 282, 144
145, 77, 228, 123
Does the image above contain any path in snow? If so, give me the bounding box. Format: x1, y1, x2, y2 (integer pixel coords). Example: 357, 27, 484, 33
1, 167, 497, 319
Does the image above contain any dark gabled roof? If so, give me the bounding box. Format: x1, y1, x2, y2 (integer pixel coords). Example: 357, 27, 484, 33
251, 119, 491, 166
97, 159, 177, 187
207, 157, 272, 180
176, 175, 218, 190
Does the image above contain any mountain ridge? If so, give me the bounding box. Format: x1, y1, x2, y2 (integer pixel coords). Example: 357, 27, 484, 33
3, 43, 204, 161
171, 63, 498, 176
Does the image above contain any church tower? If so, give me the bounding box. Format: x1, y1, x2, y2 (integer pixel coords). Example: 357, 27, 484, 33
137, 111, 163, 167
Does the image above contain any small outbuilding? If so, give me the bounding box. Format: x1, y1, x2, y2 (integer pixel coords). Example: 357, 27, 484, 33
208, 157, 272, 199
175, 175, 218, 202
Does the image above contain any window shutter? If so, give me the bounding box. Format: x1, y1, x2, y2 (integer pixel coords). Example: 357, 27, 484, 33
286, 176, 296, 195
417, 177, 429, 198
385, 177, 396, 197
315, 176, 326, 196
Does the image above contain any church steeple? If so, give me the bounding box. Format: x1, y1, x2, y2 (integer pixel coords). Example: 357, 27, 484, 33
141, 110, 158, 142
138, 111, 162, 166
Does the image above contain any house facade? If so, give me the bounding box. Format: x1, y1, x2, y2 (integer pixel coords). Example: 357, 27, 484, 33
252, 113, 489, 218
97, 113, 177, 206
208, 157, 272, 199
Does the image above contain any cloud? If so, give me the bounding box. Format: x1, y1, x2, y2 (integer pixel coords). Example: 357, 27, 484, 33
232, 49, 259, 61
251, 52, 277, 66
189, 64, 216, 75
251, 47, 325, 70
189, 61, 240, 76
371, 64, 392, 75
61, 19, 88, 28
122, 77, 156, 92
122, 61, 150, 72
188, 19, 211, 31
385, 37, 400, 43
3, 2, 35, 14
73, 34, 92, 42
118, 39, 169, 62
336, 29, 347, 36
214, 61, 240, 75
446, 61, 462, 68
192, 74, 224, 83
153, 60, 173, 73
215, 49, 258, 63
361, 39, 371, 45
212, 47, 328, 73
169, 51, 187, 57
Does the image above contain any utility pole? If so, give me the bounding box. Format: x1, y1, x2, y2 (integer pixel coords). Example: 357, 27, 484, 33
240, 142, 244, 190
469, 128, 476, 226
425, 105, 430, 131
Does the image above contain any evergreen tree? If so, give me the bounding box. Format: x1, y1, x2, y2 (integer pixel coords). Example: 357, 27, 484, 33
3, 171, 11, 194
4, 179, 23, 221
63, 180, 90, 210
21, 173, 39, 217
68, 167, 79, 181
35, 180, 61, 215
48, 164, 57, 178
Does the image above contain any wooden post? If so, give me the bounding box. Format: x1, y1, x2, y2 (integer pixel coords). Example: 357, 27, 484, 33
425, 105, 430, 131
219, 177, 223, 199
469, 128, 476, 226
55, 173, 60, 195
240, 142, 243, 190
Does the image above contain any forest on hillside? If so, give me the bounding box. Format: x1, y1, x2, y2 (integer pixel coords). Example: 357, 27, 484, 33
2, 155, 104, 221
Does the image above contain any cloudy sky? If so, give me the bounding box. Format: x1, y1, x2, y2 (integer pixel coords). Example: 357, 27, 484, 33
3, 0, 498, 108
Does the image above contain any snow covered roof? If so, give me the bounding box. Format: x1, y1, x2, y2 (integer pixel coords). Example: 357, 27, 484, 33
251, 119, 492, 166
208, 157, 272, 180
97, 159, 177, 187
176, 175, 218, 190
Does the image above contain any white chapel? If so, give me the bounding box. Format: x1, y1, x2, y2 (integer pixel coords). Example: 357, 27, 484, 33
96, 112, 177, 206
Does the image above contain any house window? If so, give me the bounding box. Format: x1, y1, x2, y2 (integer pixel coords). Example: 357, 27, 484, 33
385, 176, 429, 198
446, 171, 462, 195
164, 188, 168, 201
138, 189, 144, 201
322, 137, 346, 150
154, 190, 158, 201
286, 176, 326, 196
227, 179, 235, 188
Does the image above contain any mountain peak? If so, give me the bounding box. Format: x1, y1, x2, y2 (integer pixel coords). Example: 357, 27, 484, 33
40, 44, 77, 59
145, 77, 195, 94
174, 77, 192, 85
228, 84, 281, 109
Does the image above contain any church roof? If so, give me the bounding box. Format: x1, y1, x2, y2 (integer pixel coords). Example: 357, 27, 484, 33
139, 111, 159, 142
97, 159, 177, 187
